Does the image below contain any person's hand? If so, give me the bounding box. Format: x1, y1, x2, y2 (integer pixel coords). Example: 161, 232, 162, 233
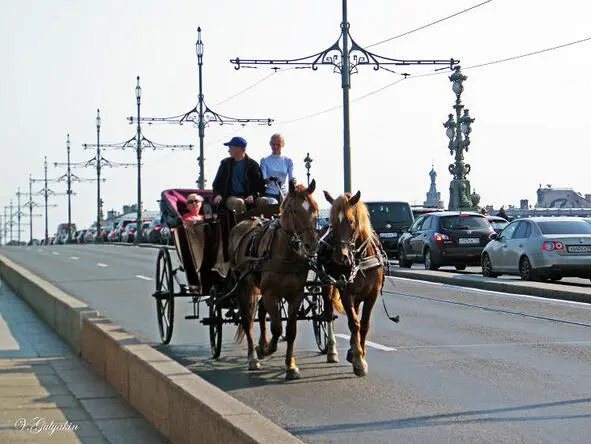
213, 195, 222, 205
245, 195, 254, 205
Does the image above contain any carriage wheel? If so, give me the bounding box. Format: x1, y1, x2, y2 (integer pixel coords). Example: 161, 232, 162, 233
209, 287, 223, 359
311, 293, 329, 354
155, 248, 175, 344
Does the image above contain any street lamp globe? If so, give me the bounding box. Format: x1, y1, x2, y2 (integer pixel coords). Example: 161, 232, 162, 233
460, 109, 473, 135
135, 76, 141, 102
196, 27, 203, 58
66, 133, 70, 150
452, 80, 463, 96
96, 109, 101, 129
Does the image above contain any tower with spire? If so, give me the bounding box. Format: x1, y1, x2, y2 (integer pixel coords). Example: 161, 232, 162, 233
424, 165, 444, 208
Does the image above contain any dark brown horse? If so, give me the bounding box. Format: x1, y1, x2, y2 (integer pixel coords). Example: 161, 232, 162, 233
228, 180, 318, 380
320, 191, 386, 376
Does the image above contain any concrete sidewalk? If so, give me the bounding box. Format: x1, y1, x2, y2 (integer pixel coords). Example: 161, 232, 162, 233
0, 280, 169, 443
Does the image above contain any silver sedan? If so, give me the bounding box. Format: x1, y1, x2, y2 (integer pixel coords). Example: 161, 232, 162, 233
481, 217, 591, 282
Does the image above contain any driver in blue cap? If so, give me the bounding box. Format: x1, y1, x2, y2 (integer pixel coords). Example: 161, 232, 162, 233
212, 136, 268, 214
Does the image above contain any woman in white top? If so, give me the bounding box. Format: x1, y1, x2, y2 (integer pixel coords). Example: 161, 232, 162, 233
260, 133, 294, 204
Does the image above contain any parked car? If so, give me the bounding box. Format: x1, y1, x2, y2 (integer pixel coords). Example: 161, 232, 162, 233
481, 217, 591, 282
366, 201, 414, 259
77, 229, 88, 244
160, 226, 174, 245
145, 219, 164, 244
487, 215, 509, 234
137, 221, 151, 243
123, 223, 137, 243
114, 219, 136, 242
84, 228, 97, 243
398, 211, 494, 270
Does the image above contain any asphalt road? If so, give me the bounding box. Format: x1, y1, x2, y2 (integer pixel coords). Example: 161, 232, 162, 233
2, 244, 591, 443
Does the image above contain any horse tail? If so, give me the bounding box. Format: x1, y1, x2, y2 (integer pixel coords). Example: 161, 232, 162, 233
234, 288, 258, 344
329, 286, 345, 314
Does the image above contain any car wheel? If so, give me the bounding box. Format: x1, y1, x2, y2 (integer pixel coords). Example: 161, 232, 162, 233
424, 248, 439, 270
398, 246, 412, 268
519, 256, 534, 281
481, 254, 497, 278
454, 264, 467, 271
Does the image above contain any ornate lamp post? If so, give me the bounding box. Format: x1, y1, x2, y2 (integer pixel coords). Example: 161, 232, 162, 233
304, 152, 313, 186
231, 0, 458, 193
444, 66, 477, 210
54, 134, 99, 242
129, 28, 272, 189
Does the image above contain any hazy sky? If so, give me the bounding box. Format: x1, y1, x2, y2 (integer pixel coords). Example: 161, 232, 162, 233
1, 0, 590, 240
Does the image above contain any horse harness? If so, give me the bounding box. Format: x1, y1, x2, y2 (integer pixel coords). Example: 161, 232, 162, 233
318, 224, 388, 287
232, 216, 312, 277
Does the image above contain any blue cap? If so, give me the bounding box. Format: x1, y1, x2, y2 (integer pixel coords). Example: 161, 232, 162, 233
223, 136, 247, 148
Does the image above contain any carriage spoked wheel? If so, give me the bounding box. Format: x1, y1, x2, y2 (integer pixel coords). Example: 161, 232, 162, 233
311, 292, 329, 354
208, 286, 223, 359
155, 248, 175, 344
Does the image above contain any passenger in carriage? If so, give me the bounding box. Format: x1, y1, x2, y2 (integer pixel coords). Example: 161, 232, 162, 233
182, 193, 205, 222
260, 133, 294, 204
211, 136, 269, 215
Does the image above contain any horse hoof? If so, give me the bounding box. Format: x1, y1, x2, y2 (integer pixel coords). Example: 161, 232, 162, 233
353, 363, 368, 377
346, 349, 353, 363
327, 352, 339, 364
255, 345, 264, 359
248, 360, 261, 371
285, 367, 301, 380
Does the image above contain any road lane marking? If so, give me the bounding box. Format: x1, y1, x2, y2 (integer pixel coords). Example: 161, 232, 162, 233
96, 263, 109, 267
136, 275, 153, 281
334, 333, 397, 351
52, 252, 59, 256
70, 256, 79, 260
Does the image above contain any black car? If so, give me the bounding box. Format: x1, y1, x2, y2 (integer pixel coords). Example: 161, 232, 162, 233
398, 211, 494, 270
365, 201, 414, 259
145, 219, 164, 244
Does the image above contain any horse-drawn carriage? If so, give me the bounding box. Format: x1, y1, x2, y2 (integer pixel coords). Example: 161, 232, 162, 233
152, 182, 396, 379
152, 187, 330, 359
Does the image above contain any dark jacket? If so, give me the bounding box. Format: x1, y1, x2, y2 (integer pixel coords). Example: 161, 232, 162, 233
496, 210, 508, 220
212, 155, 266, 199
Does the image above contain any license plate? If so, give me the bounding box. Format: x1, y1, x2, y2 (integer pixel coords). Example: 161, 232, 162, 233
458, 238, 480, 245
567, 245, 591, 253
380, 232, 397, 238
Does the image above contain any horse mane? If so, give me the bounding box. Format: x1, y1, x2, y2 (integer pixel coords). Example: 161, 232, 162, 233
329, 193, 376, 253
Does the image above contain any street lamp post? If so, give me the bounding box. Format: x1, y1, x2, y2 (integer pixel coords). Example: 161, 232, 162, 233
128, 28, 272, 189
135, 76, 143, 240
82, 109, 135, 242
96, 111, 102, 240
231, 0, 457, 193
54, 134, 97, 242
304, 153, 313, 187
16, 187, 22, 244
443, 66, 476, 210
31, 157, 61, 244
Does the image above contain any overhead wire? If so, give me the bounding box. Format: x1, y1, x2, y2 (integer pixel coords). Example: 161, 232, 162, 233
366, 0, 494, 49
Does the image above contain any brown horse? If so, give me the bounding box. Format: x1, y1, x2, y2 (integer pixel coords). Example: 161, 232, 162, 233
319, 190, 386, 376
228, 180, 318, 380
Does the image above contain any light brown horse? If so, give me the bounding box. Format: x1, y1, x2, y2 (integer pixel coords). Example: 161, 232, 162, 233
228, 180, 318, 380
320, 191, 385, 376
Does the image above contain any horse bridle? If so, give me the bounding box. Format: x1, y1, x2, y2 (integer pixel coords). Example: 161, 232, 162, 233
280, 201, 317, 259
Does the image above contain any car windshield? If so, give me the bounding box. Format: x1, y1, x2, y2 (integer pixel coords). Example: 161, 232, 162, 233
537, 220, 591, 234
440, 215, 490, 230
366, 202, 413, 229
